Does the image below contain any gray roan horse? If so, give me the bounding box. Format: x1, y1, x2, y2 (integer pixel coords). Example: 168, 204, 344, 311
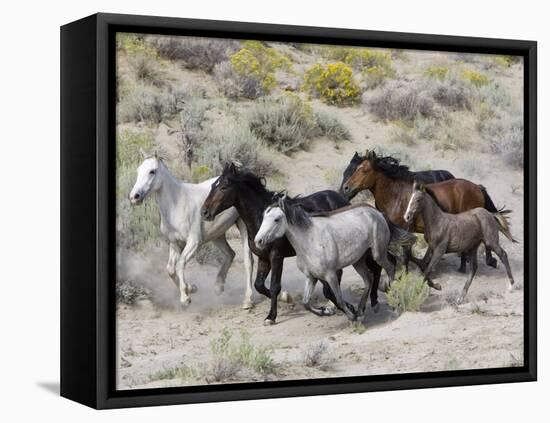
404, 181, 517, 304
255, 197, 415, 320
129, 151, 254, 308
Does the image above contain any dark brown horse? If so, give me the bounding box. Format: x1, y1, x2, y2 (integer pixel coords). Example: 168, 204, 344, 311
341, 150, 505, 276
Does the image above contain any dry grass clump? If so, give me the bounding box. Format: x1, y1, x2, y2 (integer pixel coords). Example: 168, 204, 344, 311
303, 341, 332, 370
426, 74, 475, 110
480, 113, 523, 169
128, 53, 166, 87
367, 81, 438, 122
150, 36, 239, 72
116, 279, 151, 305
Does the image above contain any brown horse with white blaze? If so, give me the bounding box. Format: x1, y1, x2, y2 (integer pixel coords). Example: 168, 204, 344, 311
341, 150, 507, 275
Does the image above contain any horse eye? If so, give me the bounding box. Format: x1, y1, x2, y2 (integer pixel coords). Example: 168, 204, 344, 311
274, 218, 280, 223
149, 170, 156, 175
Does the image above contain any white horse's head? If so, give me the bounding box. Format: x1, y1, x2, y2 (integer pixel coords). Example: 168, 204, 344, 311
129, 151, 164, 205
404, 181, 425, 223
255, 202, 287, 249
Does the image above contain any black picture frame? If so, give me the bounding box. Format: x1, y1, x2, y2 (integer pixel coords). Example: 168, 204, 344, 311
60, 12, 537, 409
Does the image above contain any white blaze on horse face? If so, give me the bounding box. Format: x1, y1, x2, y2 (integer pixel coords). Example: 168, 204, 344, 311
129, 157, 160, 204
255, 206, 286, 248
404, 190, 421, 223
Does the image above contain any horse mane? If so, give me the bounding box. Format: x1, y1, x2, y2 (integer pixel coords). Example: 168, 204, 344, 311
225, 165, 271, 195
281, 197, 313, 229
309, 203, 370, 217
371, 154, 416, 181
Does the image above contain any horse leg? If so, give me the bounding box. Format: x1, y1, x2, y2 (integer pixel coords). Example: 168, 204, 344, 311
485, 245, 498, 268
236, 219, 254, 309
210, 236, 236, 296
491, 244, 515, 291
402, 245, 410, 273
458, 254, 467, 273
365, 254, 381, 309
325, 272, 356, 321
372, 242, 395, 290
353, 258, 374, 319
319, 270, 353, 316
264, 255, 283, 325
457, 248, 478, 304
175, 239, 200, 307
254, 257, 272, 298
422, 244, 445, 291
166, 242, 182, 289
303, 276, 327, 317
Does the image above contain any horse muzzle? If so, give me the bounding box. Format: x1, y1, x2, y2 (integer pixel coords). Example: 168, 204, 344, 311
200, 207, 215, 221
129, 192, 144, 205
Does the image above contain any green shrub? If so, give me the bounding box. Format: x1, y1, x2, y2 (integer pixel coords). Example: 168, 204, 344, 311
425, 66, 449, 80
150, 36, 238, 72
303, 62, 361, 106
117, 33, 159, 58
128, 53, 165, 87
427, 74, 474, 110
480, 113, 524, 169
208, 329, 276, 381
248, 94, 317, 153
386, 272, 429, 313
492, 55, 522, 68
197, 119, 271, 175
149, 363, 199, 382
462, 68, 490, 87
314, 110, 351, 141
479, 82, 512, 110
213, 60, 264, 99
367, 81, 437, 122
118, 84, 186, 124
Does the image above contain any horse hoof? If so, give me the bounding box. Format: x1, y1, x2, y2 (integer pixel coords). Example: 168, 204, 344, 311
214, 284, 224, 296
458, 267, 467, 274
242, 301, 254, 310
279, 291, 293, 304
263, 319, 276, 326
321, 306, 336, 316
372, 303, 380, 313
508, 284, 515, 293
180, 298, 191, 309
488, 258, 498, 268
432, 283, 442, 291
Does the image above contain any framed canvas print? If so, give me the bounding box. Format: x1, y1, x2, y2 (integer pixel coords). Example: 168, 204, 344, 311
60, 13, 537, 409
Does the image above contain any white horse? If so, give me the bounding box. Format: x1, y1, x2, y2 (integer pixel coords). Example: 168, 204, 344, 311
254, 198, 396, 320
129, 152, 254, 309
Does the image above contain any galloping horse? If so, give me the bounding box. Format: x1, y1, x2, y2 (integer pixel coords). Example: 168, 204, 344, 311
254, 198, 404, 321
404, 181, 516, 303
341, 150, 505, 276
129, 152, 254, 309
339, 151, 455, 199
201, 163, 361, 324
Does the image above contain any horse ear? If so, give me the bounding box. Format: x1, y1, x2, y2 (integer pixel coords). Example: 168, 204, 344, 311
229, 162, 237, 174
153, 149, 159, 159
353, 152, 359, 159
278, 193, 287, 211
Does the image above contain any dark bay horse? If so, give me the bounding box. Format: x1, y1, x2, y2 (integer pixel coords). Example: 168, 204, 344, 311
200, 163, 359, 324
339, 152, 455, 200
341, 150, 504, 275
404, 181, 516, 303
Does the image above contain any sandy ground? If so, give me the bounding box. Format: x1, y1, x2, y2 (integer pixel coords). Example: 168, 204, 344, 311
116, 128, 525, 390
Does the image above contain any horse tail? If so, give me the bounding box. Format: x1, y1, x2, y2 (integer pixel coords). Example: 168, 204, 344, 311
385, 219, 417, 256
479, 184, 499, 213
493, 211, 518, 244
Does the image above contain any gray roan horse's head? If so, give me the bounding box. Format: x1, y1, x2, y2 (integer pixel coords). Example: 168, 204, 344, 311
404, 181, 426, 223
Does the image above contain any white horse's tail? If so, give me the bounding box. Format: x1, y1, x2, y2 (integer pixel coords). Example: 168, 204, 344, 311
493, 210, 518, 244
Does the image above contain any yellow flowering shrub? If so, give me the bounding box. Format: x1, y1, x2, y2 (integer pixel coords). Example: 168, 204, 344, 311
229, 40, 292, 93
303, 62, 360, 106
425, 66, 449, 80
462, 69, 490, 87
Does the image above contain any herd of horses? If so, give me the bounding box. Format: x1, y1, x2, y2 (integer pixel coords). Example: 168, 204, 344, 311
129, 149, 517, 325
